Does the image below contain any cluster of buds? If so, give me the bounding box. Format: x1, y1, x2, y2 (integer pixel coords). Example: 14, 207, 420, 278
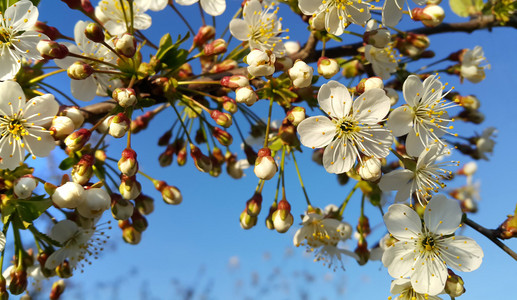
240, 192, 262, 230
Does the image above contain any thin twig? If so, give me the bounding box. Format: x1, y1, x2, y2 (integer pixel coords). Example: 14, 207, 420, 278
464, 217, 517, 261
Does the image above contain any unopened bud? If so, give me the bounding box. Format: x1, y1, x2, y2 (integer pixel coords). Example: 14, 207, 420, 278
14, 176, 38, 199
77, 187, 111, 218
131, 210, 148, 232
177, 143, 188, 166
114, 34, 137, 58
9, 268, 28, 295
317, 57, 340, 79
108, 113, 130, 138
119, 175, 141, 200
212, 127, 233, 146
37, 40, 69, 59
286, 106, 306, 126
177, 63, 193, 79
354, 238, 370, 265
122, 225, 141, 245
60, 106, 84, 129
50, 116, 74, 139
498, 215, 517, 239
154, 180, 182, 205
412, 5, 445, 28
357, 215, 371, 236
265, 202, 278, 230
222, 96, 238, 113
67, 61, 93, 80
356, 77, 384, 94
235, 86, 258, 106
309, 13, 325, 31
245, 49, 276, 77
210, 110, 232, 128
33, 21, 60, 40
135, 194, 154, 215
204, 38, 227, 56
209, 59, 238, 73
288, 60, 313, 88
342, 59, 363, 78
445, 269, 466, 297
245, 192, 262, 217
50, 279, 66, 300
239, 209, 257, 230
84, 22, 104, 43
118, 148, 139, 176
254, 148, 277, 180
454, 95, 480, 110
272, 199, 293, 233
55, 260, 72, 278
278, 121, 298, 146
458, 161, 477, 176
274, 56, 293, 71
190, 144, 213, 172
71, 154, 94, 185
193, 25, 215, 47
357, 157, 382, 182
111, 194, 134, 220
52, 181, 85, 209
220, 75, 249, 89
113, 88, 137, 108
158, 144, 175, 167
284, 41, 301, 55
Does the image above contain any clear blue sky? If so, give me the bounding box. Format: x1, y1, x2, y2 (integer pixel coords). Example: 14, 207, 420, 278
25, 1, 517, 299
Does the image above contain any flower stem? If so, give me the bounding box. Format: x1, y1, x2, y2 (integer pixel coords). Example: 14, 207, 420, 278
263, 96, 275, 148
464, 217, 517, 261
171, 102, 194, 144
280, 146, 287, 199
339, 182, 361, 217
28, 69, 66, 84
290, 149, 311, 206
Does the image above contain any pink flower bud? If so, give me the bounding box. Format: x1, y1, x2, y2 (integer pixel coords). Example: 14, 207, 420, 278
193, 25, 216, 47
108, 113, 130, 138
81, 0, 94, 14
37, 40, 69, 59
204, 38, 227, 56
245, 192, 262, 217
33, 21, 60, 40
119, 175, 141, 200
61, 0, 81, 9
254, 148, 277, 180
412, 5, 445, 28
212, 127, 233, 146
209, 59, 237, 73
158, 144, 175, 167
72, 154, 94, 185
222, 96, 238, 113
67, 61, 93, 80
272, 199, 293, 233
154, 180, 182, 205
210, 110, 232, 128
118, 148, 139, 176
114, 34, 137, 58
220, 75, 249, 89
65, 128, 91, 151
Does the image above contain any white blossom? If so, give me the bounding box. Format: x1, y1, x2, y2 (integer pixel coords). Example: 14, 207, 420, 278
364, 45, 398, 80
97, 0, 152, 35
0, 81, 58, 170
460, 46, 489, 84
390, 278, 443, 300
175, 0, 226, 16
382, 0, 427, 27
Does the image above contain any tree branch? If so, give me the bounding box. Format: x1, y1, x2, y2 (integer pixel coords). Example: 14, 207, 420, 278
464, 217, 517, 261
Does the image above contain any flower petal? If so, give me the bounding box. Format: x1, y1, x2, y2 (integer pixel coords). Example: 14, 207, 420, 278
24, 94, 59, 126
387, 106, 413, 137
423, 195, 462, 235
243, 0, 262, 21
133, 13, 152, 30
440, 236, 483, 272
0, 81, 25, 115
297, 116, 335, 149
358, 127, 393, 158
382, 0, 404, 27
411, 255, 447, 296
5, 0, 38, 31
24, 130, 55, 157
229, 19, 250, 41
345, 3, 370, 25
379, 169, 414, 192
0, 136, 24, 170
298, 0, 323, 15
71, 77, 98, 101
323, 138, 356, 174
382, 241, 416, 278
403, 75, 424, 107
14, 31, 46, 60
405, 128, 427, 157
325, 7, 343, 36
353, 88, 390, 123
318, 80, 351, 119
0, 47, 22, 80
383, 203, 422, 240
201, 0, 226, 16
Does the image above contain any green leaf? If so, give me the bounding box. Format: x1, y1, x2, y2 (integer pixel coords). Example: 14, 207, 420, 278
16, 196, 52, 228
449, 0, 483, 17
1, 203, 15, 224
59, 157, 77, 170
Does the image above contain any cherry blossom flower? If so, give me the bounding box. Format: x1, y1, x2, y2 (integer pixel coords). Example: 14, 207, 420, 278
386, 74, 456, 157
97, 0, 152, 35
293, 210, 356, 270
382, 0, 427, 27
141, 0, 168, 12
297, 80, 392, 174
382, 195, 483, 295
55, 21, 121, 101
390, 278, 443, 300
0, 0, 48, 80
298, 0, 371, 35
364, 45, 398, 80
175, 0, 226, 16
460, 46, 489, 84
475, 127, 496, 160
229, 0, 288, 56
0, 81, 58, 170
45, 220, 109, 270
378, 144, 458, 205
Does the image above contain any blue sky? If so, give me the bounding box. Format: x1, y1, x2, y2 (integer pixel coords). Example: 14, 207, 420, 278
22, 0, 517, 299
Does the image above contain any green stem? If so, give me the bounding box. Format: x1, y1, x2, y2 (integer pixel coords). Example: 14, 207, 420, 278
291, 150, 311, 206
263, 96, 275, 148
338, 182, 361, 217
171, 101, 194, 144
28, 69, 66, 84
280, 146, 287, 198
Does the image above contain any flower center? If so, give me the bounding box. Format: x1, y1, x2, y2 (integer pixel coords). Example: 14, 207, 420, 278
0, 28, 12, 46
421, 235, 436, 251
334, 117, 359, 138
1, 117, 28, 138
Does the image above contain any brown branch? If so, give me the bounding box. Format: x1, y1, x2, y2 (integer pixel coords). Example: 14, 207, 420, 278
464, 217, 517, 261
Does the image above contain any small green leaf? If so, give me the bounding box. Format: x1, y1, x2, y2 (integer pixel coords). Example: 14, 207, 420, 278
16, 196, 52, 228
449, 0, 483, 17
59, 157, 77, 170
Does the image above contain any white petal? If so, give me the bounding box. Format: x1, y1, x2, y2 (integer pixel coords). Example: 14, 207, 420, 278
382, 242, 416, 278
133, 13, 152, 30
353, 89, 390, 123
318, 80, 351, 119
229, 19, 250, 41
358, 127, 393, 158
201, 0, 226, 16
323, 138, 356, 174
24, 94, 59, 126
394, 181, 414, 203
5, 0, 38, 31
325, 7, 343, 36
176, 0, 198, 5
45, 249, 68, 270
440, 236, 483, 272
0, 136, 24, 170
243, 0, 262, 21
0, 232, 5, 252
298, 0, 323, 15
424, 195, 462, 235
405, 128, 427, 157
0, 81, 25, 114
411, 255, 447, 296
0, 46, 22, 80
148, 0, 168, 11
71, 77, 98, 101
403, 75, 424, 107
297, 116, 335, 148
390, 278, 412, 295
382, 0, 404, 27
383, 203, 422, 240
24, 130, 55, 157
379, 169, 414, 192
420, 75, 443, 106
387, 106, 413, 137
345, 3, 370, 25
14, 31, 46, 60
